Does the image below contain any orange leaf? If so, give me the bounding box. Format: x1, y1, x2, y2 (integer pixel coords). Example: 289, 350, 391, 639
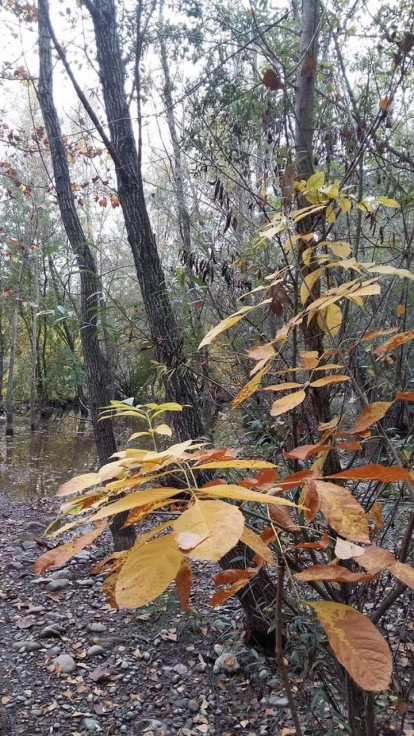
375, 329, 414, 357
213, 569, 256, 586
211, 576, 252, 607
337, 440, 362, 451
388, 561, 414, 589
232, 366, 267, 408
255, 467, 279, 487
347, 402, 393, 434
33, 526, 107, 574
309, 601, 392, 691
279, 469, 322, 490
269, 503, 298, 530
327, 464, 409, 482
293, 532, 329, 550
396, 391, 414, 401
240, 527, 276, 565
295, 563, 377, 583
313, 481, 370, 542
262, 382, 304, 392
379, 97, 390, 111
310, 375, 350, 388
284, 443, 332, 460
356, 545, 395, 574
369, 502, 383, 533
361, 327, 398, 342
270, 389, 306, 417
175, 557, 192, 613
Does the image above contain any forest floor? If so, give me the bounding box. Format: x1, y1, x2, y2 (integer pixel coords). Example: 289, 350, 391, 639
0, 495, 301, 736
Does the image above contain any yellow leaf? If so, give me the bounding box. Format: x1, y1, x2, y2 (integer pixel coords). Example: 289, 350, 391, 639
325, 204, 336, 223
328, 241, 352, 258
193, 459, 275, 471
337, 198, 352, 213
308, 601, 392, 691
306, 171, 325, 188
173, 499, 244, 561
57, 473, 100, 498
300, 269, 322, 306
374, 196, 400, 208
232, 367, 267, 408
262, 382, 304, 392
198, 305, 255, 348
129, 431, 151, 440
89, 487, 182, 521
313, 480, 370, 542
348, 401, 393, 434
397, 304, 405, 315
200, 483, 297, 508
270, 389, 306, 417
310, 375, 349, 388
367, 265, 414, 280
115, 534, 183, 608
240, 527, 276, 565
317, 303, 342, 336
154, 423, 173, 436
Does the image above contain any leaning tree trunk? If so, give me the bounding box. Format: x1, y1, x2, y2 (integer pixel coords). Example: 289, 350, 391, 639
37, 0, 134, 551
42, 0, 280, 640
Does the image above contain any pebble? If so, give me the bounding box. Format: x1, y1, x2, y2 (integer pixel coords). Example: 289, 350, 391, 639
81, 717, 101, 731
78, 578, 94, 586
268, 694, 289, 707
188, 699, 199, 713
40, 624, 65, 638
46, 578, 70, 591
259, 668, 269, 680
88, 622, 107, 633
49, 568, 72, 580
12, 640, 42, 652
53, 653, 76, 673
8, 561, 24, 570
21, 540, 38, 550
87, 645, 104, 657
32, 709, 42, 716
26, 606, 45, 615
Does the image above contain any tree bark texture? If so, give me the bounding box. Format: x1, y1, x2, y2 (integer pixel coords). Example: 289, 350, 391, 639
37, 0, 134, 550
6, 258, 24, 436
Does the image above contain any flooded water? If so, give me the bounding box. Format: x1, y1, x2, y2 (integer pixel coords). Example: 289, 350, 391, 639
0, 415, 97, 497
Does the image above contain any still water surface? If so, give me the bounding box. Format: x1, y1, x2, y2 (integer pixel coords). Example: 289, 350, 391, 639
0, 415, 97, 497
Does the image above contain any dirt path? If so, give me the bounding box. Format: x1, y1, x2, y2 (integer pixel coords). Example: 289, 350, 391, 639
0, 496, 294, 736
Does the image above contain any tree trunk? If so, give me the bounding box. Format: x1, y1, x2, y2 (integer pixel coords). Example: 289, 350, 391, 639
293, 0, 341, 474
5, 258, 24, 437
37, 0, 134, 551
30, 250, 40, 431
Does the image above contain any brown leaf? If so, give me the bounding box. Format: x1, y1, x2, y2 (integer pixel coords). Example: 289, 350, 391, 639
388, 561, 414, 589
375, 329, 414, 357
396, 391, 414, 401
356, 545, 395, 574
309, 601, 392, 691
269, 282, 289, 316
295, 563, 377, 583
299, 480, 320, 523
279, 469, 322, 490
262, 68, 284, 91
89, 664, 116, 682
175, 557, 192, 613
280, 164, 295, 207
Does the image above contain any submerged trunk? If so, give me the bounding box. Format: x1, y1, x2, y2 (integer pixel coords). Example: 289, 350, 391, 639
5, 259, 24, 437
37, 0, 134, 551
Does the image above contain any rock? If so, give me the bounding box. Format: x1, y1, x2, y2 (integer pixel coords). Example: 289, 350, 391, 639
46, 578, 70, 591
134, 719, 166, 735
81, 717, 101, 731
21, 540, 38, 551
258, 668, 269, 680
78, 578, 94, 586
188, 700, 199, 713
24, 521, 46, 534
213, 652, 239, 674
12, 640, 42, 652
267, 694, 289, 707
98, 636, 124, 651
53, 654, 76, 674
39, 624, 65, 638
87, 645, 104, 657
49, 568, 72, 580
88, 623, 106, 633
26, 606, 45, 615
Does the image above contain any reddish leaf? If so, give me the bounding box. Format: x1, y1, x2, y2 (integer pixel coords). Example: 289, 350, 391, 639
269, 283, 289, 316
284, 443, 332, 460
295, 563, 377, 583
262, 68, 284, 91
375, 329, 414, 356
301, 56, 316, 75
347, 402, 393, 434
396, 391, 414, 401
33, 526, 107, 574
175, 557, 192, 613
279, 469, 322, 490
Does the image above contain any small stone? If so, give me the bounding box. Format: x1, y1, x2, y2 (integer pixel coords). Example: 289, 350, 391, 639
142, 651, 151, 661
53, 654, 76, 674
268, 694, 289, 707
40, 624, 65, 638
24, 521, 46, 534
49, 568, 72, 580
26, 606, 45, 615
46, 579, 70, 591
213, 652, 239, 674
78, 578, 94, 586
88, 623, 106, 633
32, 709, 42, 716
87, 645, 104, 657
81, 717, 101, 731
12, 640, 42, 652
22, 540, 38, 550
258, 668, 269, 680
188, 700, 199, 713
121, 727, 127, 733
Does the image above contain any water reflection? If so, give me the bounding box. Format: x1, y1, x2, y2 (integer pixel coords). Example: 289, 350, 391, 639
0, 415, 97, 497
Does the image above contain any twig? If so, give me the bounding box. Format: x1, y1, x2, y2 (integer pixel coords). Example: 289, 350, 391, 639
275, 561, 303, 736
